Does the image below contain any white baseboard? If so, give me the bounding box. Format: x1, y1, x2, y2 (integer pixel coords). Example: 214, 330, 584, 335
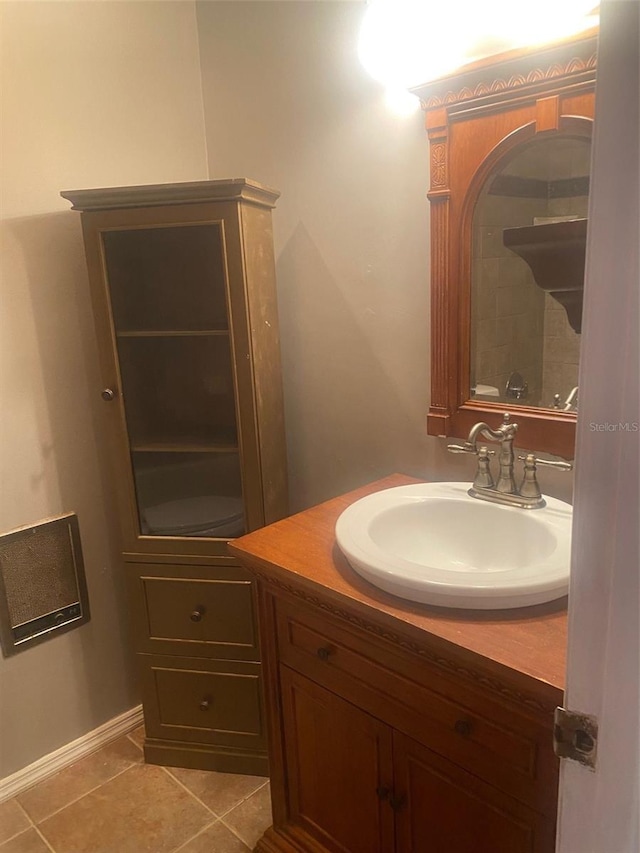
0, 704, 143, 803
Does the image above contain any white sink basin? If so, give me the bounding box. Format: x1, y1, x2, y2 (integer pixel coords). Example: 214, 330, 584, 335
335, 482, 572, 609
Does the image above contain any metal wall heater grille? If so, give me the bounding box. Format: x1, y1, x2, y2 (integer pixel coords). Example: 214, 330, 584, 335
0, 513, 90, 656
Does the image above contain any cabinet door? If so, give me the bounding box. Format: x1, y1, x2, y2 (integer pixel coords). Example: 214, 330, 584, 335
101, 221, 246, 554
393, 731, 556, 853
279, 666, 394, 853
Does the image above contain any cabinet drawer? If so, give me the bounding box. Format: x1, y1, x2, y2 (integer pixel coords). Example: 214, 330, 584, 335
129, 564, 259, 659
275, 597, 558, 815
140, 655, 266, 750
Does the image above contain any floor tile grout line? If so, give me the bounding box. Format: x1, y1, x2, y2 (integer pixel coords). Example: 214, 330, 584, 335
124, 731, 144, 751
0, 825, 58, 853
33, 824, 57, 853
20, 761, 138, 826
218, 814, 254, 850
0, 827, 30, 849
169, 816, 221, 853
12, 797, 35, 828
160, 767, 221, 818
217, 783, 272, 848
161, 766, 268, 820
0, 798, 35, 847
216, 779, 270, 819
7, 750, 268, 852
13, 734, 143, 822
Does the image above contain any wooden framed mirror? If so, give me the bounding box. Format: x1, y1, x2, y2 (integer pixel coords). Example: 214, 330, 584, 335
412, 29, 597, 459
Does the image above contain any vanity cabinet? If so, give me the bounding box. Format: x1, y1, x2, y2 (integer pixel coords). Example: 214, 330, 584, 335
62, 179, 288, 774
229, 475, 566, 852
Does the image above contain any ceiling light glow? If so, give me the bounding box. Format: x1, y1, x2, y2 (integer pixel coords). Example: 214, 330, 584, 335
358, 0, 599, 89
384, 86, 422, 116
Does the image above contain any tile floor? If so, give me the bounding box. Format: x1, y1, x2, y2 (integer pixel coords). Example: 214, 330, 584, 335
0, 727, 271, 853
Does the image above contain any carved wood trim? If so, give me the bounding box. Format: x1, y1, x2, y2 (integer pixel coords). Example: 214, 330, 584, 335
430, 142, 448, 188
413, 48, 597, 111
251, 569, 558, 717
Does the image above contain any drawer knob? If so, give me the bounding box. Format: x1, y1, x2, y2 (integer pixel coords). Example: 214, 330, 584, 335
199, 698, 211, 711
101, 388, 116, 402
190, 607, 205, 623
376, 786, 390, 801
454, 718, 473, 737
317, 647, 332, 662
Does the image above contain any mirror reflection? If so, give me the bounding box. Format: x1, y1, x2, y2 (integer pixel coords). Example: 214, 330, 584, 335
470, 136, 590, 411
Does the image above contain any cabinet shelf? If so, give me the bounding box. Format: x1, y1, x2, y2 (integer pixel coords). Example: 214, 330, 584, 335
130, 442, 239, 454
117, 330, 229, 338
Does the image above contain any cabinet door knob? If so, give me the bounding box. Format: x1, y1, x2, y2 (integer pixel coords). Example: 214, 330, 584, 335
454, 718, 473, 737
376, 786, 390, 801
389, 794, 407, 812
316, 647, 332, 662
190, 607, 205, 623
101, 388, 116, 402
199, 698, 211, 711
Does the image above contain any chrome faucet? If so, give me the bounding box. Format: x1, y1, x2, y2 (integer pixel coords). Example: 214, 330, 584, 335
448, 413, 572, 508
552, 386, 579, 412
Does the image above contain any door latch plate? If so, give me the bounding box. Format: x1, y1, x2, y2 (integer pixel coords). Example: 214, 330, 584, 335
553, 706, 598, 769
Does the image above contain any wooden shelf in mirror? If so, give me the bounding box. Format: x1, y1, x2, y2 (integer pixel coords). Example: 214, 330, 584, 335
503, 218, 587, 334
412, 29, 597, 460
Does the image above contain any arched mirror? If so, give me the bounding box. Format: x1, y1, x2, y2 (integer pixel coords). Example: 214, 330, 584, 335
413, 29, 597, 458
470, 134, 590, 411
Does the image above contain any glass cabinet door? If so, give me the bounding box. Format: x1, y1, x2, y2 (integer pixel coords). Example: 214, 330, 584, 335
102, 223, 245, 540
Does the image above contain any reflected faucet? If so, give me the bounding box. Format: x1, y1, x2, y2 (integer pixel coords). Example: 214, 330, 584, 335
553, 386, 579, 412
563, 386, 579, 411
505, 371, 528, 400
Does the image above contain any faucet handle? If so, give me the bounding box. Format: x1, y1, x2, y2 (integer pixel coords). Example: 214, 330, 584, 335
447, 442, 476, 454
518, 454, 572, 502
447, 442, 495, 455
517, 454, 573, 472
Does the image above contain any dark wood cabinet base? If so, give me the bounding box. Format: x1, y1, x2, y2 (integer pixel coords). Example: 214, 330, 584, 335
143, 738, 268, 776
254, 826, 328, 853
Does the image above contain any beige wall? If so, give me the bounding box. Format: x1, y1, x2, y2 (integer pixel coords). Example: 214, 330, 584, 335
0, 1, 207, 777
197, 0, 450, 511
196, 0, 573, 509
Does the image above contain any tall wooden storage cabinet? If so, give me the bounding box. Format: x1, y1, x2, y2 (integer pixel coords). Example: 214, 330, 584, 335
61, 179, 288, 774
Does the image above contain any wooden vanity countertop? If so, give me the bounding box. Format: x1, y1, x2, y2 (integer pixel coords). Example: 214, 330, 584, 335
229, 475, 567, 705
